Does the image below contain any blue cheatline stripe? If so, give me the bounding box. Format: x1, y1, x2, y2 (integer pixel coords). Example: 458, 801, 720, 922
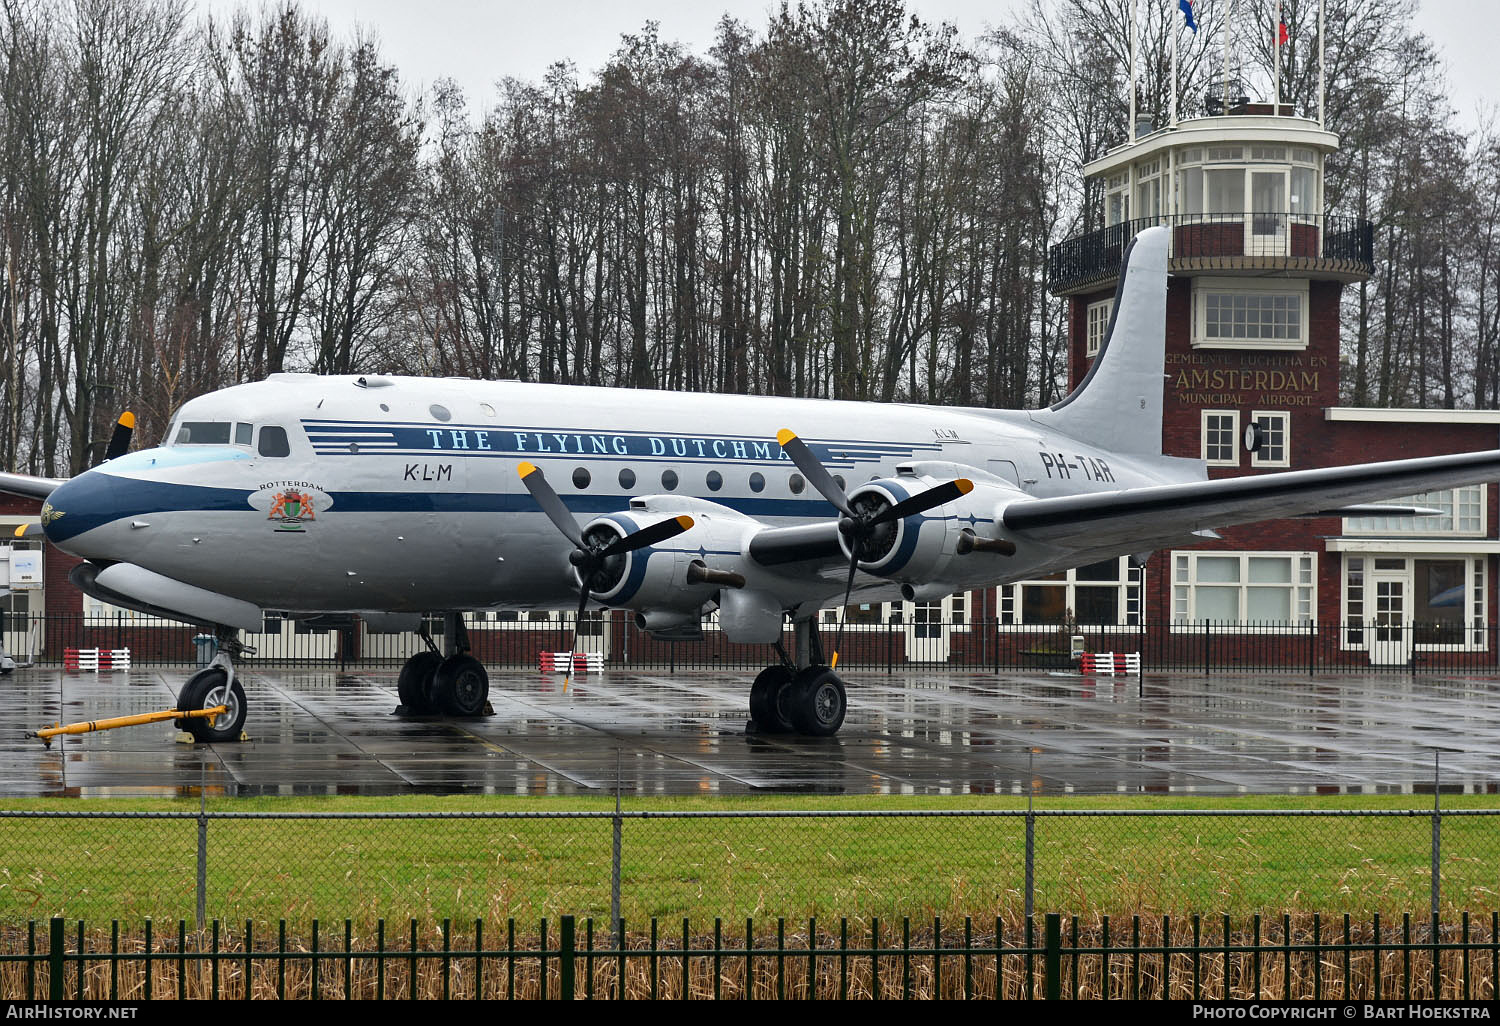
47, 469, 979, 545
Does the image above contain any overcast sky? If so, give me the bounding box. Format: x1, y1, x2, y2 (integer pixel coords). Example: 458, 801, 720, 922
197, 1, 1497, 126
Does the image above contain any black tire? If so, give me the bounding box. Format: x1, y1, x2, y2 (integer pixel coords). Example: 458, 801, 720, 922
432, 654, 489, 717
398, 650, 443, 713
787, 666, 846, 737
176, 667, 248, 743
749, 665, 795, 733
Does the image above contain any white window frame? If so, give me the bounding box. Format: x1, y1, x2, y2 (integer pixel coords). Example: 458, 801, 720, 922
1191, 277, 1310, 350
1085, 299, 1113, 358
1171, 551, 1318, 632
1001, 556, 1143, 627
1248, 411, 1290, 468
1201, 409, 1240, 466
1339, 554, 1488, 652
1343, 486, 1487, 538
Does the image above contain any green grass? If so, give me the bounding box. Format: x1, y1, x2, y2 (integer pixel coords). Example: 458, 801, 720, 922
1, 793, 1496, 926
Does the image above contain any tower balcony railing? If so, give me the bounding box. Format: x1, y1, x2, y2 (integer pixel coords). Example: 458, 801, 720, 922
1047, 212, 1375, 295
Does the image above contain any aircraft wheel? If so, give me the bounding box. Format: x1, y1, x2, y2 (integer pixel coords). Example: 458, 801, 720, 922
433, 654, 489, 717
397, 650, 443, 713
176, 667, 248, 743
787, 666, 846, 737
749, 665, 795, 733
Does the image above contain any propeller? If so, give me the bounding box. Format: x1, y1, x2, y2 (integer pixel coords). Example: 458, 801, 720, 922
102, 412, 134, 463
518, 461, 694, 687
776, 429, 973, 668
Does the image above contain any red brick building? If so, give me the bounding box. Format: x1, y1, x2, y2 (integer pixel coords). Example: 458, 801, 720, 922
1040, 104, 1498, 668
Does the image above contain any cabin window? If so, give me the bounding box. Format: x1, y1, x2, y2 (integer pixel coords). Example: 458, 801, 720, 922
258, 426, 291, 458
175, 422, 232, 445
706, 470, 723, 491
572, 467, 591, 489
428, 404, 451, 422
618, 468, 636, 489
749, 472, 765, 493
788, 473, 805, 495
660, 469, 679, 491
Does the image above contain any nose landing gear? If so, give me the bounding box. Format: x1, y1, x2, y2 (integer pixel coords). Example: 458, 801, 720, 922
174, 628, 250, 743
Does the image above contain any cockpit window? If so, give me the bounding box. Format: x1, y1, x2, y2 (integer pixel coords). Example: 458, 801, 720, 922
258, 426, 291, 458
176, 422, 232, 445
235, 423, 253, 446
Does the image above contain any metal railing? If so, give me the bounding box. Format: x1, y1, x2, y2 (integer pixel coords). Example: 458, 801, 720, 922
7, 909, 1499, 999
4, 613, 1494, 674
1047, 212, 1375, 293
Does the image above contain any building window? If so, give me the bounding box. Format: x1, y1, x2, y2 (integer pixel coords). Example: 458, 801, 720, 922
1172, 551, 1316, 628
1248, 411, 1289, 468
1202, 410, 1239, 466
1341, 555, 1488, 651
1086, 299, 1113, 357
1344, 486, 1486, 536
1193, 279, 1308, 349
1002, 557, 1142, 627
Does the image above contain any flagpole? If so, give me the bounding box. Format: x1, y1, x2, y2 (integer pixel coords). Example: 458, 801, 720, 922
1171, 0, 1179, 128
1129, 0, 1138, 139
1222, 0, 1237, 113
1275, 0, 1282, 111
1318, 0, 1326, 127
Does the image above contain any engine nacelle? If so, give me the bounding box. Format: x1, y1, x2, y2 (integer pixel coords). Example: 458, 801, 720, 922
841, 474, 1020, 584
576, 510, 751, 614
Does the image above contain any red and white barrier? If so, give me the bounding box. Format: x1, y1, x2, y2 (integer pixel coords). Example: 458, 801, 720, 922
1080, 651, 1139, 676
537, 651, 604, 674
63, 647, 132, 672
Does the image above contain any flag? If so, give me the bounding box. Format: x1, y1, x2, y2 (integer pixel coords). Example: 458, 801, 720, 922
1178, 0, 1197, 33
1278, 19, 1288, 44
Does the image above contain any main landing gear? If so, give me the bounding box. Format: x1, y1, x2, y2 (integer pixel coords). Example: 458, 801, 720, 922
396, 612, 491, 718
747, 615, 847, 738
174, 627, 249, 743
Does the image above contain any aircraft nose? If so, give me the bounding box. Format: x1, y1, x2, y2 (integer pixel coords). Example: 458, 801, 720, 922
40, 470, 118, 549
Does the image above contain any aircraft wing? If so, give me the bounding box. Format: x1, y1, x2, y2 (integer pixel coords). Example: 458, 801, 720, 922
1003, 448, 1500, 548
0, 472, 65, 502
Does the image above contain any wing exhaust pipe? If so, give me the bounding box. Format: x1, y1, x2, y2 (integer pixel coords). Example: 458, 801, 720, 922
955, 530, 1016, 557
686, 560, 745, 589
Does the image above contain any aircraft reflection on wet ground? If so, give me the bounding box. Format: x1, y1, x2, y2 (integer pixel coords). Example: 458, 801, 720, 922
1, 666, 1497, 798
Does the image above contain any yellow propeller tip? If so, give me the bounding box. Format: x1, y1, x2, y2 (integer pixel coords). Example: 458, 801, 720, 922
518, 461, 537, 477
956, 478, 974, 495
675, 515, 694, 530
119, 411, 135, 429
776, 429, 797, 446
13, 524, 29, 538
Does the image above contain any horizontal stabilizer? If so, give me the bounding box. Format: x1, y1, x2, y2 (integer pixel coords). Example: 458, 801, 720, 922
1004, 448, 1500, 549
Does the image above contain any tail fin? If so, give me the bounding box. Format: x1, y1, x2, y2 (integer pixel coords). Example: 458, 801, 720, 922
1034, 225, 1167, 456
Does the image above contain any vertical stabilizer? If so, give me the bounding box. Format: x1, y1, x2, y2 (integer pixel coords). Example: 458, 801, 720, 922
1034, 225, 1168, 455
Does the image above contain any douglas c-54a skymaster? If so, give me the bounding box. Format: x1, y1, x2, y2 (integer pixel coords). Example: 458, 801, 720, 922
4, 227, 1499, 742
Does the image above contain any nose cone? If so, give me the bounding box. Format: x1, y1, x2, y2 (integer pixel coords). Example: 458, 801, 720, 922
41, 470, 119, 552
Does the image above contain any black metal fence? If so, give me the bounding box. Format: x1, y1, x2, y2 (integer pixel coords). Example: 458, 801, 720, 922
5, 613, 1496, 674
1047, 212, 1376, 294
6, 910, 1499, 999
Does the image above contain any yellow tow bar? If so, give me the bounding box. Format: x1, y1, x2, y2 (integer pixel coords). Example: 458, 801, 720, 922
28, 707, 227, 748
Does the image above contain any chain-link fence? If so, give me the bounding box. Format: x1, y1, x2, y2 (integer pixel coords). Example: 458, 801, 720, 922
1, 805, 1495, 929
